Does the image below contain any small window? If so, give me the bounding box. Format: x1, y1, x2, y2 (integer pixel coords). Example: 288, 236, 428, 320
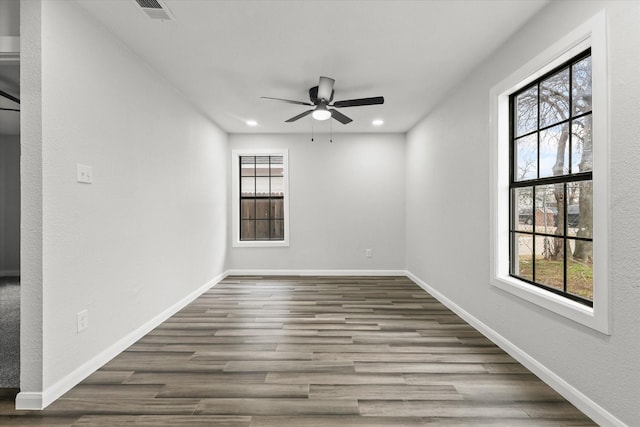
509, 50, 593, 306
239, 155, 285, 241
232, 149, 289, 247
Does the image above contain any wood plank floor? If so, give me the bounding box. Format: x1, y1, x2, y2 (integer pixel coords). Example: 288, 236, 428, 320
0, 276, 596, 426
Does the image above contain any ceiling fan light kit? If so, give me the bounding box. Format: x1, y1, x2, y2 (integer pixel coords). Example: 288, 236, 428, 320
262, 76, 384, 125
311, 103, 331, 121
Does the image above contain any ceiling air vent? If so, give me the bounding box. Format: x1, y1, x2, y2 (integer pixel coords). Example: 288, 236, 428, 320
134, 0, 174, 21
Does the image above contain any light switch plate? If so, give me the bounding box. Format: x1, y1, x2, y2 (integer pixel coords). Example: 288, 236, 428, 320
77, 164, 93, 184
77, 309, 88, 333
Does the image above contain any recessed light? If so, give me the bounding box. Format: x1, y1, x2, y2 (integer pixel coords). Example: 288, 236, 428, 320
372, 119, 384, 126
246, 120, 258, 127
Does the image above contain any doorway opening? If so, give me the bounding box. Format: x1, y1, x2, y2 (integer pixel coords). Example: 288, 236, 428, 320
0, 0, 21, 391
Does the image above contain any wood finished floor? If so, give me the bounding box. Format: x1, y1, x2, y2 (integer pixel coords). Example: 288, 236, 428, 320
0, 276, 596, 426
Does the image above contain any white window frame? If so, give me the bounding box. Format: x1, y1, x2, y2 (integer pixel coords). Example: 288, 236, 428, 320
231, 149, 290, 248
489, 11, 609, 334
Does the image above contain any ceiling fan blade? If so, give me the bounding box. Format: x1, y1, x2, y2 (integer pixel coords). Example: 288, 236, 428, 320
333, 96, 384, 108
329, 109, 352, 124
317, 76, 335, 102
285, 110, 313, 122
0, 90, 20, 104
261, 96, 313, 106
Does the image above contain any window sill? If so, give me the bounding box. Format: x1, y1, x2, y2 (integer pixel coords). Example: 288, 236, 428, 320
491, 274, 608, 335
232, 240, 289, 248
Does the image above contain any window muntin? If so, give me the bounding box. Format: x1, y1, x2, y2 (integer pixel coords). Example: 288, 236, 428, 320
239, 155, 285, 241
509, 49, 593, 306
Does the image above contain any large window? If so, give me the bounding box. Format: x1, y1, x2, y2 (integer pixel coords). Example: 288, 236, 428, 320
510, 50, 593, 306
231, 149, 289, 247
490, 11, 608, 333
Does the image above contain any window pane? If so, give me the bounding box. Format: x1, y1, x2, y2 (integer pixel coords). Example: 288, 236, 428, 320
508, 52, 593, 307
241, 199, 255, 219
567, 239, 593, 300
572, 56, 592, 115
567, 181, 592, 238
256, 199, 269, 220
515, 86, 538, 137
256, 156, 270, 176
255, 177, 270, 195
240, 220, 255, 240
270, 176, 284, 196
271, 220, 284, 240
241, 177, 255, 196
514, 187, 533, 231
255, 220, 270, 240
535, 184, 562, 235
270, 156, 284, 176
512, 232, 533, 281
271, 198, 284, 219
515, 134, 537, 181
237, 153, 287, 243
540, 68, 570, 128
539, 123, 569, 178
534, 235, 564, 292
241, 156, 255, 177
571, 115, 593, 173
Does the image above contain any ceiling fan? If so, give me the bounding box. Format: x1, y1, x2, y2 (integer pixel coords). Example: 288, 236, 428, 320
261, 76, 384, 124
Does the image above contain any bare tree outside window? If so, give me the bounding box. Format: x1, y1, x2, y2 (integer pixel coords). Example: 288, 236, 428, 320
509, 50, 593, 304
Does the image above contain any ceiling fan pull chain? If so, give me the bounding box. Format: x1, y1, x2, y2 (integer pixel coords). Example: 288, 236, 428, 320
311, 119, 314, 142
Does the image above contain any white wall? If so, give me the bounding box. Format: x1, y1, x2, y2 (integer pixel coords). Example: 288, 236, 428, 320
228, 133, 405, 273
406, 1, 640, 425
20, 0, 44, 398
20, 0, 228, 406
0, 134, 20, 275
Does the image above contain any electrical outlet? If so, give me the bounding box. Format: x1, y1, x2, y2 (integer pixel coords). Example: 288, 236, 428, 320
77, 309, 88, 333
365, 248, 372, 258
77, 164, 93, 184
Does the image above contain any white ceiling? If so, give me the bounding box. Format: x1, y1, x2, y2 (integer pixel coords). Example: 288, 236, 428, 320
2, 0, 551, 136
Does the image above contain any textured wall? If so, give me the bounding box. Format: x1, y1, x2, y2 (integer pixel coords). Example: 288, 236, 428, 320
20, 0, 228, 398
20, 0, 44, 395
406, 1, 640, 424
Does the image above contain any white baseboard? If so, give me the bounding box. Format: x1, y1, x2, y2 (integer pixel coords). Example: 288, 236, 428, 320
14, 392, 42, 410
405, 271, 626, 427
15, 271, 228, 410
225, 269, 406, 277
